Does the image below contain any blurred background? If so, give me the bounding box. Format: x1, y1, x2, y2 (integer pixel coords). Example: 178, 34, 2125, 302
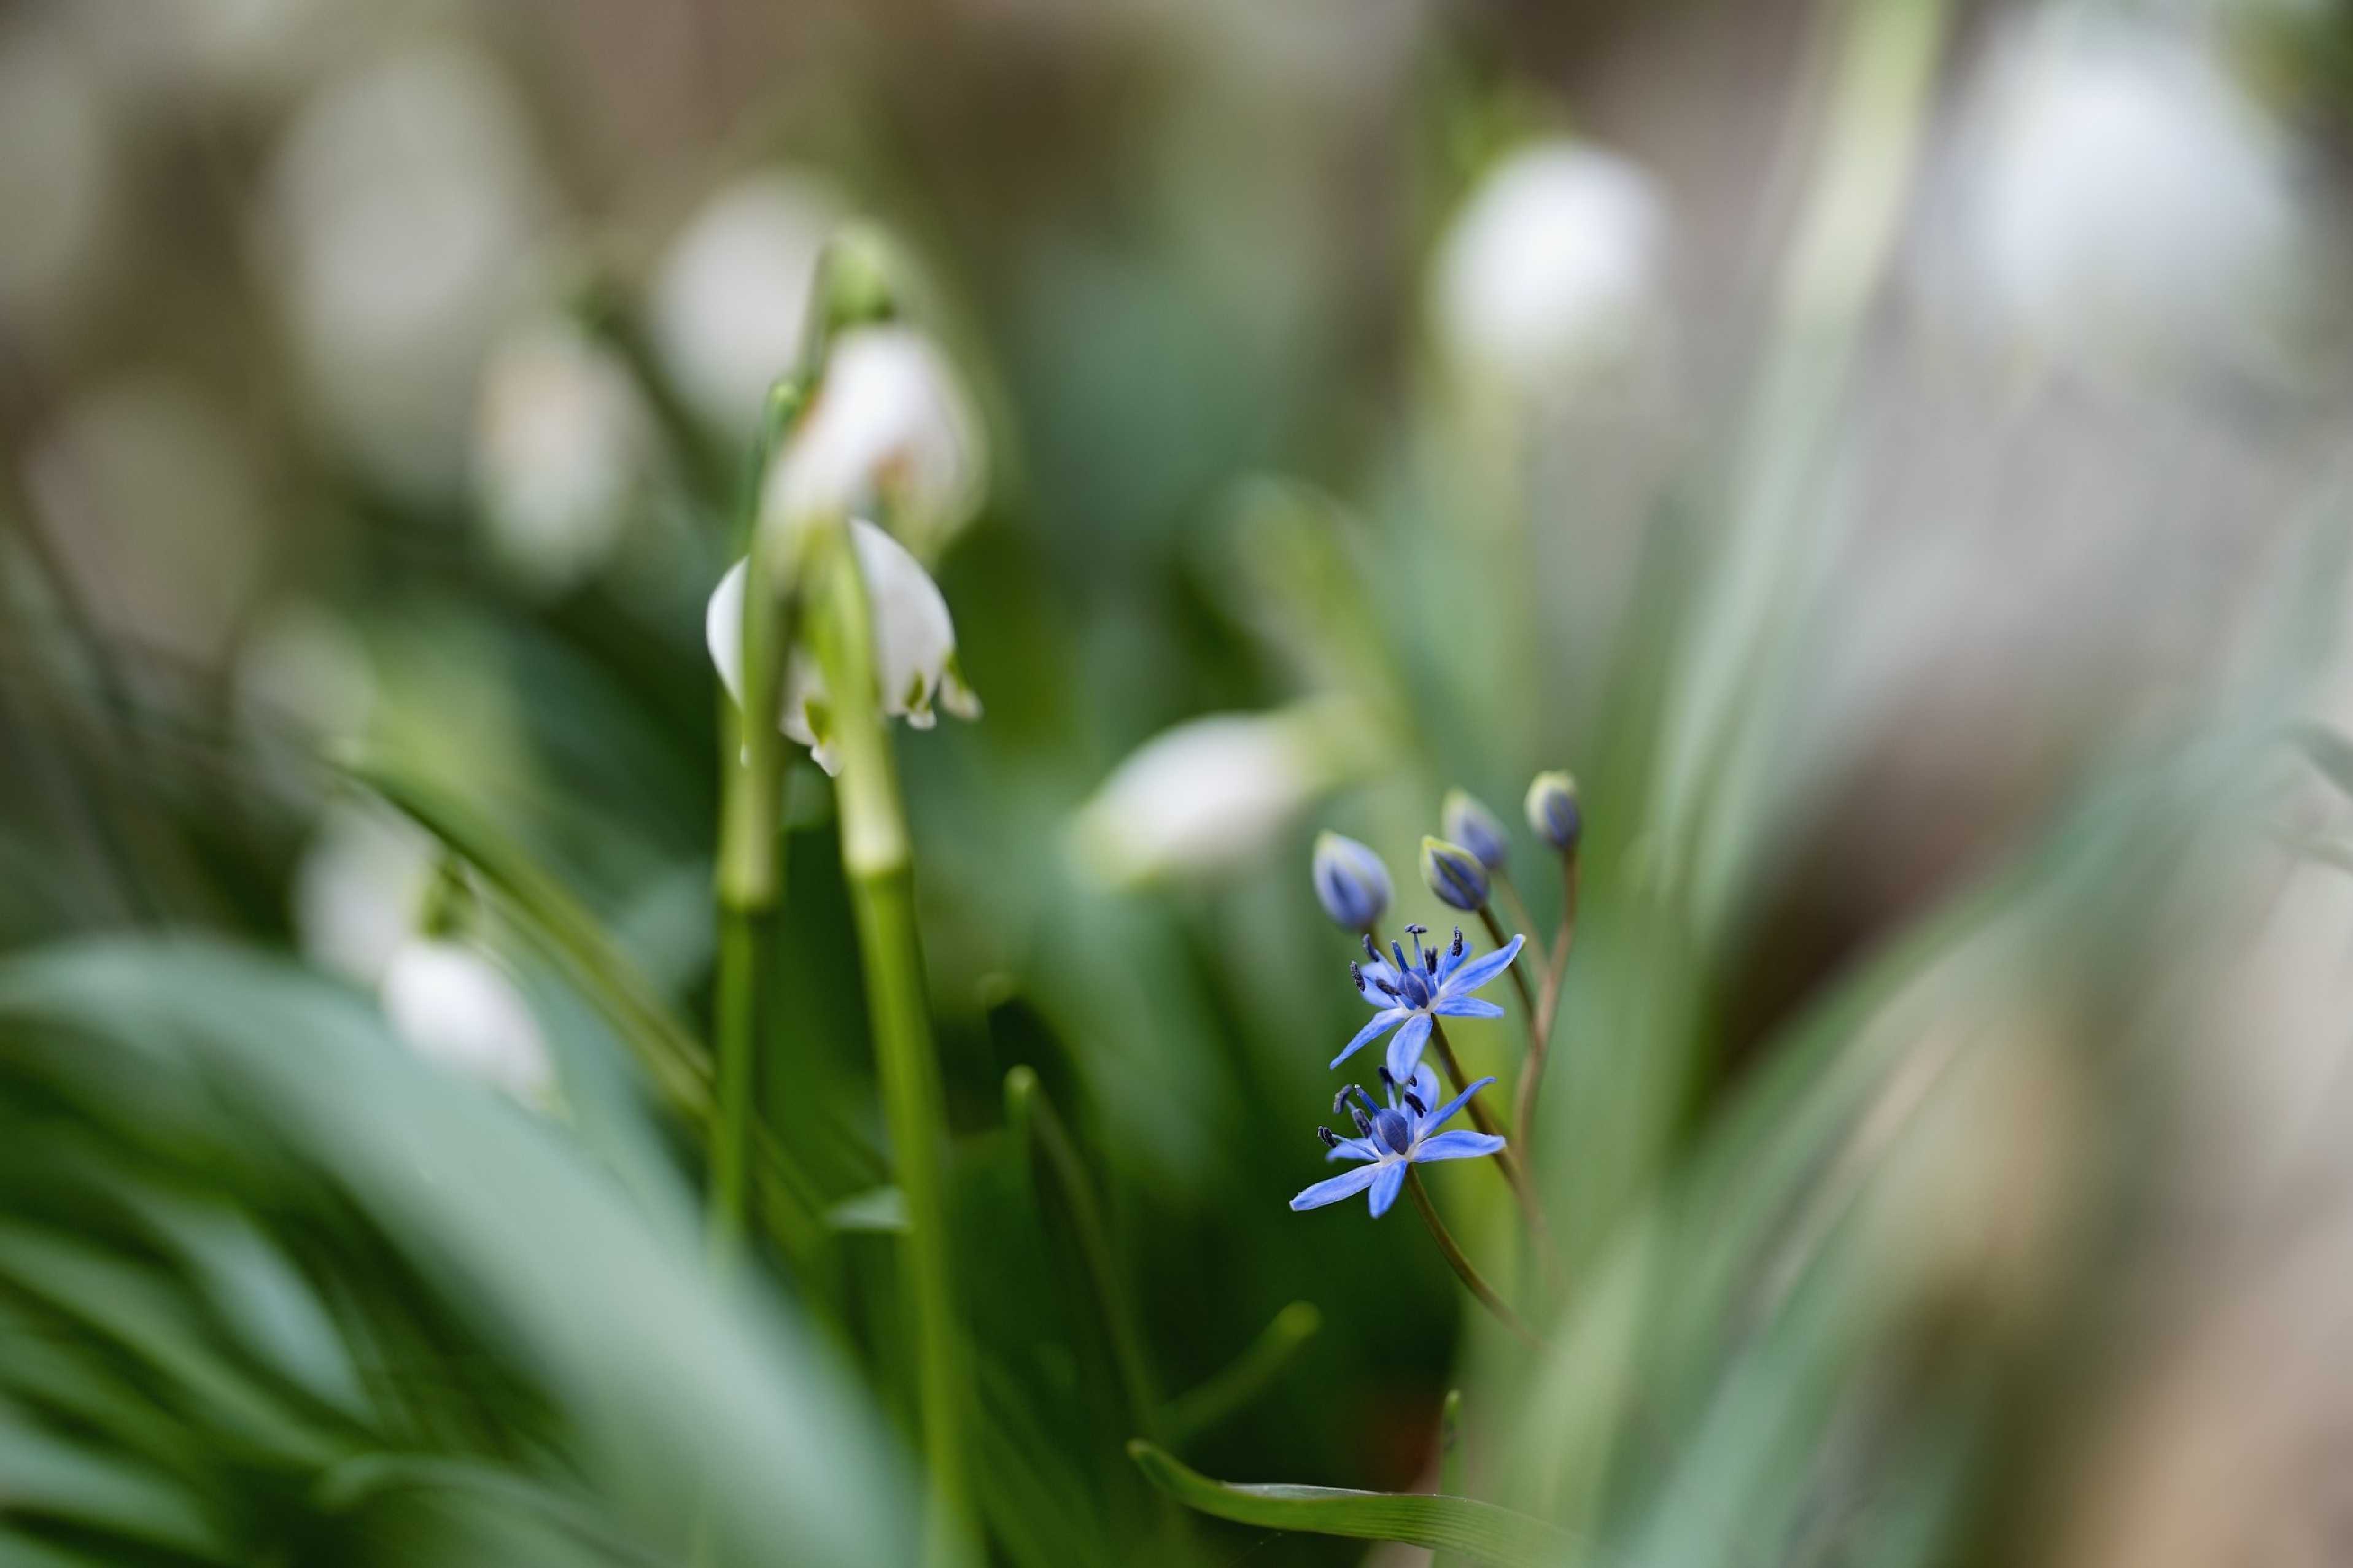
9, 0, 2353, 1562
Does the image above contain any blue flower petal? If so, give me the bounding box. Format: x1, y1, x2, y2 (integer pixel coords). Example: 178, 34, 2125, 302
1441, 934, 1524, 997
1355, 959, 1406, 1005
1326, 1137, 1379, 1162
1289, 1162, 1382, 1211
1366, 1162, 1409, 1218
1384, 1013, 1433, 1083
1411, 1130, 1506, 1163
1332, 1006, 1407, 1068
1425, 1075, 1497, 1131
1411, 1063, 1443, 1111
1433, 997, 1505, 1020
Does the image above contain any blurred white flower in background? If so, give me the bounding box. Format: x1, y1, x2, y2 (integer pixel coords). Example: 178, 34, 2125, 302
24, 373, 271, 671
765, 326, 988, 562
265, 41, 547, 497
649, 172, 840, 444
1069, 701, 1369, 887
291, 797, 436, 988
0, 21, 115, 341
705, 519, 980, 775
471, 316, 658, 596
379, 937, 556, 1105
1430, 137, 1667, 393
1944, 9, 2306, 376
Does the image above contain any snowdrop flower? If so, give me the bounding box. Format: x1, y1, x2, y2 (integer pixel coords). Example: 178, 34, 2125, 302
291, 797, 436, 987
265, 42, 545, 496
1440, 789, 1510, 871
379, 937, 556, 1105
1336, 923, 1524, 1083
1070, 702, 1364, 888
1311, 832, 1391, 932
649, 172, 839, 443
1949, 12, 2303, 374
763, 326, 987, 562
705, 518, 979, 776
471, 316, 656, 596
1525, 770, 1583, 854
1430, 137, 1666, 393
1289, 1064, 1506, 1218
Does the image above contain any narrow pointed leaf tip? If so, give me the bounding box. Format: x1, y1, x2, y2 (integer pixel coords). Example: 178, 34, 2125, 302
1127, 1442, 1570, 1566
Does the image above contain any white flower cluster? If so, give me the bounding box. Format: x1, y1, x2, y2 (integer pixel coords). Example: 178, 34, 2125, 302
292, 799, 554, 1105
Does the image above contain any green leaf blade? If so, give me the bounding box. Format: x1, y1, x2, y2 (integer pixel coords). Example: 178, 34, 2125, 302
1126, 1442, 1570, 1567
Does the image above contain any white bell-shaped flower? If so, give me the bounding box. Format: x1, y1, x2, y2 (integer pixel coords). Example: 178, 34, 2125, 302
471, 316, 655, 595
705, 518, 980, 776
648, 171, 840, 444
762, 326, 986, 562
1069, 703, 1363, 888
1946, 13, 2304, 376
292, 797, 435, 987
379, 937, 556, 1106
1430, 138, 1666, 393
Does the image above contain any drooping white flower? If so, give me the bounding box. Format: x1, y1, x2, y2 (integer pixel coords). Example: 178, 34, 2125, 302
705, 518, 980, 776
648, 172, 839, 443
1947, 12, 2304, 374
471, 316, 656, 595
763, 326, 987, 562
265, 42, 545, 496
1430, 138, 1667, 393
292, 797, 436, 987
1069, 703, 1365, 888
379, 937, 556, 1105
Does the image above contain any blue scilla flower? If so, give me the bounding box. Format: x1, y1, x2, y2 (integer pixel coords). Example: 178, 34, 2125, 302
1289, 1064, 1507, 1217
1335, 923, 1525, 1083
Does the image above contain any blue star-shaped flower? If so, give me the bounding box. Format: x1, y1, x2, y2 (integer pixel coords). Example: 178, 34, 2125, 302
1333, 924, 1525, 1083
1288, 1065, 1507, 1217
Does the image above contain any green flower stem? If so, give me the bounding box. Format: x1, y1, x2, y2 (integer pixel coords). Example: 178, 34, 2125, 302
1405, 1171, 1541, 1350
1491, 874, 1541, 960
804, 516, 975, 1568
709, 382, 806, 1267
1474, 903, 1540, 1048
1422, 1021, 1525, 1199
1514, 858, 1580, 1161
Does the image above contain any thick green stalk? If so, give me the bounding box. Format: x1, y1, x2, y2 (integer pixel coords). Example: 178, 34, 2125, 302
805, 517, 975, 1568
708, 382, 804, 1265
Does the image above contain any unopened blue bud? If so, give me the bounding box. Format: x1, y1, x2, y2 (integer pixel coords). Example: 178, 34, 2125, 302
1440, 789, 1509, 870
1312, 832, 1392, 932
1419, 836, 1489, 912
1525, 771, 1582, 854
